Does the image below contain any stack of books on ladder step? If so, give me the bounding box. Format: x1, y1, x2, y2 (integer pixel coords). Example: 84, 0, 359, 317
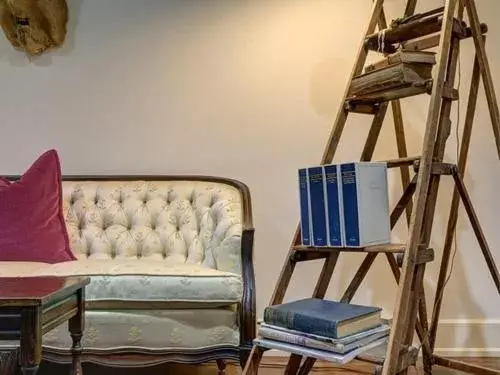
347, 50, 436, 105
254, 161, 394, 362
255, 298, 391, 364
298, 161, 391, 248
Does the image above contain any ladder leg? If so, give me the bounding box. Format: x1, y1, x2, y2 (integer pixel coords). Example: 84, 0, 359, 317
271, 95, 386, 304
452, 170, 500, 293
396, 263, 426, 375
297, 358, 315, 375
284, 9, 388, 369
241, 346, 265, 375
411, 25, 464, 371
290, 10, 390, 371
382, 1, 459, 374
377, 9, 430, 367
322, 0, 384, 164
391, 100, 413, 226
379, 3, 414, 227
463, 0, 500, 159
428, 48, 482, 353
361, 103, 389, 161
265, 0, 387, 362
404, 0, 418, 17
420, 33, 462, 239
341, 253, 378, 303
269, 235, 299, 305
284, 355, 303, 375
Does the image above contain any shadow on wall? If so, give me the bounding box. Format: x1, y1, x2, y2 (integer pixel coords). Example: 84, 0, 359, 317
0, 0, 83, 66
309, 56, 353, 121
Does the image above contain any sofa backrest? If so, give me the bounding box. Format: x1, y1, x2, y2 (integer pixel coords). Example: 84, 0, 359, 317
61, 176, 252, 275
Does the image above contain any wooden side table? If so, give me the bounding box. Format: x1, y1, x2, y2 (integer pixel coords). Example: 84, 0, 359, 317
0, 276, 90, 375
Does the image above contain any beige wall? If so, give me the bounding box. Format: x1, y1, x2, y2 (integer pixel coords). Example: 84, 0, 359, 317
1, 0, 500, 355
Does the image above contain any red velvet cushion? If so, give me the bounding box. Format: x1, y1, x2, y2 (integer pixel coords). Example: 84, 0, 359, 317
0, 150, 76, 263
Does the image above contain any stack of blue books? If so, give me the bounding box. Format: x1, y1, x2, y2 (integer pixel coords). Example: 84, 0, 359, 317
298, 161, 391, 248
255, 298, 390, 364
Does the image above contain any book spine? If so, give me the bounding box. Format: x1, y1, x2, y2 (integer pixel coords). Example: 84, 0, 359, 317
356, 163, 391, 246
341, 163, 360, 247
307, 166, 327, 247
323, 165, 342, 246
263, 307, 339, 339
258, 326, 346, 353
337, 164, 346, 247
298, 168, 312, 246
260, 321, 391, 346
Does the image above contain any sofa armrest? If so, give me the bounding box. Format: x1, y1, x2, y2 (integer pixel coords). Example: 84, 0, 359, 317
230, 178, 256, 354
240, 227, 256, 350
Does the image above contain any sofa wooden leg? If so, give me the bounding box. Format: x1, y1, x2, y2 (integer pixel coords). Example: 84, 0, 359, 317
216, 359, 226, 373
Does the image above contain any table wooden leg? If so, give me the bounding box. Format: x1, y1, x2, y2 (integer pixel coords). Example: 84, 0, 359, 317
69, 289, 85, 375
21, 367, 38, 375
0, 350, 18, 375
20, 308, 41, 375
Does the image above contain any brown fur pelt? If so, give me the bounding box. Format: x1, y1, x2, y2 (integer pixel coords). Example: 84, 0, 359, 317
0, 0, 68, 55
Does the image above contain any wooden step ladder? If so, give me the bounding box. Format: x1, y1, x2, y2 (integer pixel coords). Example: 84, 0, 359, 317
242, 1, 500, 374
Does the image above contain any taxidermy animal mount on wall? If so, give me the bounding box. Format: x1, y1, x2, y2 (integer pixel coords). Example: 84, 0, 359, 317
0, 0, 68, 56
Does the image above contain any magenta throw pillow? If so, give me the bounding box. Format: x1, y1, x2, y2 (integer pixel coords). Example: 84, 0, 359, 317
0, 149, 76, 263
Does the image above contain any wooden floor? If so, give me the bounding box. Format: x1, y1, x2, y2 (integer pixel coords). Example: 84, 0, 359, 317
38, 357, 500, 374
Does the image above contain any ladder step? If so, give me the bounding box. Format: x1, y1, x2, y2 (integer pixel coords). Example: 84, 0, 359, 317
396, 248, 435, 266
384, 155, 420, 168
293, 243, 434, 264
364, 9, 466, 53
344, 101, 381, 114
293, 243, 406, 254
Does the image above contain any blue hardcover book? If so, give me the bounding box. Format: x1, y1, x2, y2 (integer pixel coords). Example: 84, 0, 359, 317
340, 162, 390, 248
307, 166, 328, 247
263, 298, 382, 339
323, 164, 343, 247
298, 168, 312, 246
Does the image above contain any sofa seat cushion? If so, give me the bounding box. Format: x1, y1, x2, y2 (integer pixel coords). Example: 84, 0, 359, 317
0, 309, 239, 353
0, 260, 243, 307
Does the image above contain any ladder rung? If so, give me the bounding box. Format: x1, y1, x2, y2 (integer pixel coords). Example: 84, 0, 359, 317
344, 101, 381, 115
293, 243, 406, 254
383, 155, 421, 168
396, 248, 435, 267
291, 250, 329, 262
365, 15, 465, 53
402, 22, 488, 52
413, 160, 457, 175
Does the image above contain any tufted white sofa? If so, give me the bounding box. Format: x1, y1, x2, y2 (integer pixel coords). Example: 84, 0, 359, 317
0, 175, 256, 369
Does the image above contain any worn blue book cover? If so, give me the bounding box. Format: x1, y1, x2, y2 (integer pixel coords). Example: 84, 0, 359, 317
298, 168, 312, 246
340, 163, 360, 247
340, 162, 390, 248
263, 298, 382, 339
307, 166, 327, 246
323, 164, 343, 246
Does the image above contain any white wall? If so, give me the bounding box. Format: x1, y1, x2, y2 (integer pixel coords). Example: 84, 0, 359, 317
1, 0, 500, 356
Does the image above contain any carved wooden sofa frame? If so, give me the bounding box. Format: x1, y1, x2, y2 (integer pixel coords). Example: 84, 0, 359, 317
4, 174, 256, 371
